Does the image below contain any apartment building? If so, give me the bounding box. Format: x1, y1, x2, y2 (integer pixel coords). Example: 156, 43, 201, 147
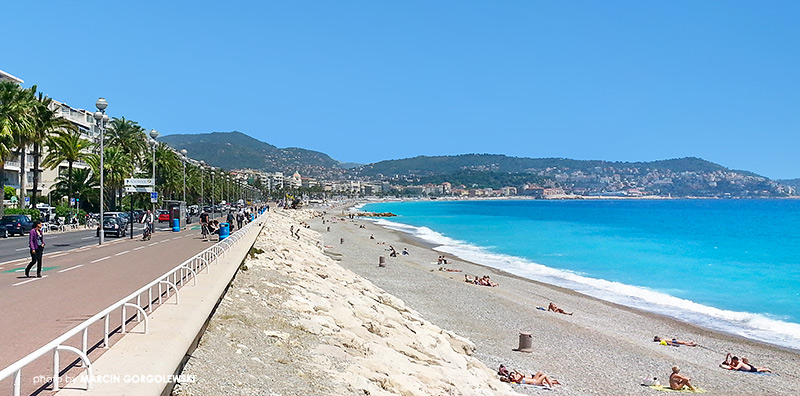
1, 68, 98, 206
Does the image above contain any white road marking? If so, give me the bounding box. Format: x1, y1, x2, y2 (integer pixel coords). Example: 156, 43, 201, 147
15, 248, 28, 251
133, 246, 145, 251
115, 250, 130, 256
58, 265, 83, 273
90, 256, 110, 263
12, 275, 48, 286
81, 236, 95, 240
49, 253, 68, 258
172, 236, 182, 240
148, 242, 158, 247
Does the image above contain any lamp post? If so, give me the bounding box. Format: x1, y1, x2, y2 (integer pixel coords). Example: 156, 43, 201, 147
210, 168, 216, 218
199, 160, 205, 208
149, 129, 158, 234
93, 98, 108, 245
180, 149, 187, 228
226, 175, 230, 204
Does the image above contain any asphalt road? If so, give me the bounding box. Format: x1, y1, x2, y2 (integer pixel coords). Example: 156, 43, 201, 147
0, 213, 235, 395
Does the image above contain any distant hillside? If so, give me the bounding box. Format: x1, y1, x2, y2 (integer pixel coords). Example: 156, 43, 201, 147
778, 178, 800, 189
350, 154, 736, 177
159, 131, 340, 173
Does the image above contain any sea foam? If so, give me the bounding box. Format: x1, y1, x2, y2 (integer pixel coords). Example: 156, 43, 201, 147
368, 218, 800, 351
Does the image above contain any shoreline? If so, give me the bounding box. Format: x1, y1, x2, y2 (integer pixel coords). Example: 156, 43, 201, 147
317, 203, 799, 395
348, 200, 800, 353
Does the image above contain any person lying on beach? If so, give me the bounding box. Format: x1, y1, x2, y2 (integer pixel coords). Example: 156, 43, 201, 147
497, 365, 560, 387
654, 336, 697, 347
724, 355, 771, 373
477, 275, 498, 287
439, 267, 462, 272
547, 302, 573, 315
669, 366, 697, 391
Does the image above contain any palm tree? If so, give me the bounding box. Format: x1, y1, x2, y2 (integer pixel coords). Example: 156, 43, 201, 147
107, 117, 146, 164
30, 93, 76, 207
42, 130, 95, 212
0, 81, 35, 216
52, 167, 98, 212
87, 146, 131, 211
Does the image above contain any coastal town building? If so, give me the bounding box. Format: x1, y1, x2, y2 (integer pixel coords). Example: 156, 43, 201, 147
1, 69, 96, 208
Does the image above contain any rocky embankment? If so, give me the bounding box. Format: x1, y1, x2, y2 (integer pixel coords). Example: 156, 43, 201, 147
173, 209, 517, 396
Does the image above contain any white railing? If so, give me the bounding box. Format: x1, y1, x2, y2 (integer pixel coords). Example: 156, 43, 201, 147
0, 210, 267, 395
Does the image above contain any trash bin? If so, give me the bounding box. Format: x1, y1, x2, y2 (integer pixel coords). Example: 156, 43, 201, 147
171, 218, 180, 232
219, 223, 230, 240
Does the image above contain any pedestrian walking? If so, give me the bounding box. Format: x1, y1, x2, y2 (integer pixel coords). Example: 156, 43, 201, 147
226, 211, 236, 231
26, 221, 45, 278
236, 210, 244, 229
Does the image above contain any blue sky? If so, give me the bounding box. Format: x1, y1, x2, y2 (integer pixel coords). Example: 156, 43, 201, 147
3, 1, 799, 178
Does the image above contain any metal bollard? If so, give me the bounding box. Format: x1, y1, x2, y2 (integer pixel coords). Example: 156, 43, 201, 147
378, 256, 386, 267
340, 237, 344, 244
515, 332, 533, 353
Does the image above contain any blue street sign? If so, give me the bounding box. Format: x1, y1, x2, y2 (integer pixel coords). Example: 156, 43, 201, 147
150, 192, 159, 203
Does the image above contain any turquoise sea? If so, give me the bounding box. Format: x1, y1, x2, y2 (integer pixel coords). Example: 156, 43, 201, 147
360, 199, 800, 350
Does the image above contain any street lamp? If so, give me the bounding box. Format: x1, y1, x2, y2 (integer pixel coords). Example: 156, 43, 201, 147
180, 149, 187, 228
93, 98, 108, 245
226, 175, 230, 204
199, 160, 205, 208
149, 132, 158, 229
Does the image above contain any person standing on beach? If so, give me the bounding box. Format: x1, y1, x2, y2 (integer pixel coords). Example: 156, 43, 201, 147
25, 221, 45, 278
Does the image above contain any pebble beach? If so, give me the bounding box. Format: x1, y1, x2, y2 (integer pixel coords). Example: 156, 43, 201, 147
175, 206, 800, 396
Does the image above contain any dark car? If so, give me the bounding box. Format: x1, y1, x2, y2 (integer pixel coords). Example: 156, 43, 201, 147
132, 209, 145, 222
0, 215, 34, 237
96, 217, 127, 238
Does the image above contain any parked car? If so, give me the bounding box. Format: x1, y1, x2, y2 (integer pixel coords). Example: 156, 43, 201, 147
96, 217, 127, 238
132, 209, 145, 222
0, 215, 34, 237
157, 210, 170, 223
103, 212, 129, 227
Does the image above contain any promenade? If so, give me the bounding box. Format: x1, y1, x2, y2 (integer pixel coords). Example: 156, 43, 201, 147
0, 221, 220, 395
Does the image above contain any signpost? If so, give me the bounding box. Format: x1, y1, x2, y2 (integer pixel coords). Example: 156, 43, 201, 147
124, 178, 154, 186
124, 186, 154, 193
124, 178, 156, 239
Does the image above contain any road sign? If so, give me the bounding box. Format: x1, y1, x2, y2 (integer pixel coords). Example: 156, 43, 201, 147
24, 197, 30, 203
150, 192, 158, 203
124, 186, 154, 193
124, 178, 154, 186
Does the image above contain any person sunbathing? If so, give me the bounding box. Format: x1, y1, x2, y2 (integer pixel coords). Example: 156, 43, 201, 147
653, 336, 697, 347
669, 366, 697, 392
439, 267, 462, 272
478, 276, 498, 287
547, 302, 573, 315
498, 365, 559, 387
727, 356, 771, 373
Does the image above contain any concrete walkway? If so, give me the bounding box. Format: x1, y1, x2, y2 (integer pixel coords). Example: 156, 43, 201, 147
55, 214, 266, 396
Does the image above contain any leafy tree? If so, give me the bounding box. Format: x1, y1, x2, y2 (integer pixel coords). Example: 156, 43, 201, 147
0, 81, 35, 216
52, 167, 98, 212
42, 130, 96, 213
30, 93, 76, 206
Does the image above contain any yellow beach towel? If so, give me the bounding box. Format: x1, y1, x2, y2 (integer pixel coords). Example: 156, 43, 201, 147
650, 385, 707, 393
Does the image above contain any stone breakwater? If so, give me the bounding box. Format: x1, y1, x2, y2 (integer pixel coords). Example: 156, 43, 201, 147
174, 209, 517, 396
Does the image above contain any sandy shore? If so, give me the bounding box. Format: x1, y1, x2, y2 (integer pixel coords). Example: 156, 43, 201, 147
176, 206, 799, 396
316, 207, 800, 396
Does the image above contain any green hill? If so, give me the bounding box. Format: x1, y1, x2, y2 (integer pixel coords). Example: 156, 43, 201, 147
159, 131, 341, 172
350, 154, 737, 177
